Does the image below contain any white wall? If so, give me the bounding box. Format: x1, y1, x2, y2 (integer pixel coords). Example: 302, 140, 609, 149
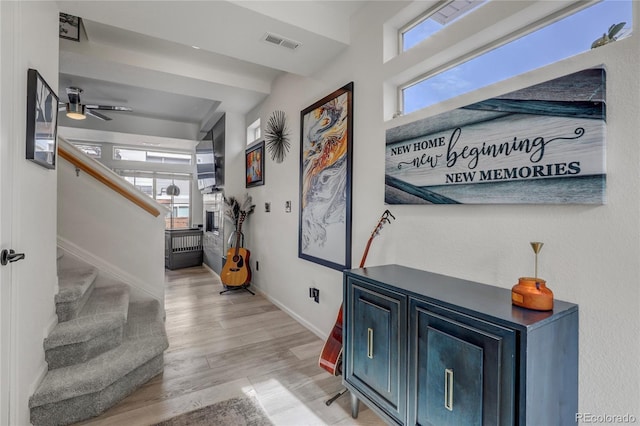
191, 179, 204, 227
243, 73, 349, 337
222, 111, 249, 248
70, 142, 201, 228
243, 0, 639, 417
0, 2, 60, 424
58, 144, 167, 303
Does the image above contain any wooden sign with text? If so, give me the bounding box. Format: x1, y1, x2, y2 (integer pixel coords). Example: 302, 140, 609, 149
385, 68, 606, 204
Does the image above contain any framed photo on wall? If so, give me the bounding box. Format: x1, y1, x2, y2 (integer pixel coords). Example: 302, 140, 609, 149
298, 82, 353, 271
26, 69, 59, 169
59, 13, 81, 41
246, 140, 265, 188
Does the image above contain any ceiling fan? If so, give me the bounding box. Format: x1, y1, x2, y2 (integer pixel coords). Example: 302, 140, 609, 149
60, 87, 132, 121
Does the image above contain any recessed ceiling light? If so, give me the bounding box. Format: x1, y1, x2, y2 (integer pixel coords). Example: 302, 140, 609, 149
191, 45, 200, 49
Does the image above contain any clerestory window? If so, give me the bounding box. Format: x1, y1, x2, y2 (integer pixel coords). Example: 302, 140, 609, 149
400, 0, 488, 52
400, 0, 632, 115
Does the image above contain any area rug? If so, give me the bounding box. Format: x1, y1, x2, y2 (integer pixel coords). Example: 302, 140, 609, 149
153, 395, 273, 426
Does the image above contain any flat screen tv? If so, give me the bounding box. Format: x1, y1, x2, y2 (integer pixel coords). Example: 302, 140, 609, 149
196, 130, 215, 191
212, 115, 225, 188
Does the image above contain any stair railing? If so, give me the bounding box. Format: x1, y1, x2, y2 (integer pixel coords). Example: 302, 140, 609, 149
57, 137, 165, 217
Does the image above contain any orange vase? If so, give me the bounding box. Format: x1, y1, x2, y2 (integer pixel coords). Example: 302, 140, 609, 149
511, 277, 554, 311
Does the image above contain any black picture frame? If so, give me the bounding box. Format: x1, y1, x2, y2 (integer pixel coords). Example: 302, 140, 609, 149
246, 140, 265, 188
59, 13, 81, 42
298, 82, 353, 271
26, 69, 59, 170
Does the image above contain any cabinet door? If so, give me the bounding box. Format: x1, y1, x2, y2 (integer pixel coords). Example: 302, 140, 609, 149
345, 279, 406, 422
409, 300, 515, 426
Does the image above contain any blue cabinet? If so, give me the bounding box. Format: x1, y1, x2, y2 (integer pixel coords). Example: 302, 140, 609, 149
343, 264, 578, 426
411, 301, 516, 425
345, 280, 406, 423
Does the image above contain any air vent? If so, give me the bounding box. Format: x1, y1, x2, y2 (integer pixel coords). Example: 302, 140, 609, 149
262, 32, 301, 51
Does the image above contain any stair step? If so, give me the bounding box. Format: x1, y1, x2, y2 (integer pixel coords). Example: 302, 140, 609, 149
44, 285, 130, 369
55, 267, 98, 322
30, 300, 168, 426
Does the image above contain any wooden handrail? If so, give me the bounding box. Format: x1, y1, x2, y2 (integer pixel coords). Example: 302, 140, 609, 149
58, 144, 162, 217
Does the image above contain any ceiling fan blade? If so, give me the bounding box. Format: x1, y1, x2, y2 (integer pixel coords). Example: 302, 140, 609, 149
85, 105, 132, 112
85, 109, 112, 121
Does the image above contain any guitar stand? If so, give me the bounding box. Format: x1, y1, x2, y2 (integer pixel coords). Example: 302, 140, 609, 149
219, 284, 255, 296
325, 388, 348, 406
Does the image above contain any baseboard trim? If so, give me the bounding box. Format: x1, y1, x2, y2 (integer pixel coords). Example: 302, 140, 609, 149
44, 313, 57, 339
28, 312, 59, 397
29, 360, 49, 401
57, 237, 163, 303
202, 262, 215, 274
30, 362, 48, 397
174, 265, 327, 341
250, 284, 326, 340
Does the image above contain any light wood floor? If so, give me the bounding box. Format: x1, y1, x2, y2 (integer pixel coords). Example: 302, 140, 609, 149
76, 266, 385, 426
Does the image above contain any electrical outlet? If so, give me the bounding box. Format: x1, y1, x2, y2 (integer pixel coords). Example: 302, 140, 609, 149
309, 287, 320, 303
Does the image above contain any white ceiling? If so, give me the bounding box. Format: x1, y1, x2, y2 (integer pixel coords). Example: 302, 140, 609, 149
56, 0, 369, 150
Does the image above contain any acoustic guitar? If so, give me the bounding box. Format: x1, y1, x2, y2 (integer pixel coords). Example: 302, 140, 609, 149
220, 211, 251, 287
318, 209, 395, 377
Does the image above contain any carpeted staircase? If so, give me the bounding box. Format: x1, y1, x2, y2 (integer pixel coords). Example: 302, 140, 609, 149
29, 250, 169, 426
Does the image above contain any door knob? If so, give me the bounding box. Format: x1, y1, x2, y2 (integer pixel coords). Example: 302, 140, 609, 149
1, 249, 25, 266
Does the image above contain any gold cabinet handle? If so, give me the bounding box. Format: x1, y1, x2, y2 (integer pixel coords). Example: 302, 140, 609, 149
367, 328, 374, 359
445, 368, 454, 411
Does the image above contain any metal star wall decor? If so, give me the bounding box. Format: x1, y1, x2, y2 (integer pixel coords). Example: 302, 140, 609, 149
265, 110, 290, 163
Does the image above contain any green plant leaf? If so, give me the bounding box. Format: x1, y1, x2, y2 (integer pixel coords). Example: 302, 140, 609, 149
608, 22, 626, 38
